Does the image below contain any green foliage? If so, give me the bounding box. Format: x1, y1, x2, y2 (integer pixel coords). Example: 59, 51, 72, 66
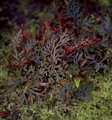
67, 63, 80, 76
3, 0, 112, 107
61, 0, 112, 75
97, 14, 112, 38
1, 0, 112, 119
74, 78, 80, 88
74, 81, 93, 101
0, 68, 112, 119
63, 0, 95, 38
3, 28, 49, 106
98, 0, 110, 6
57, 84, 75, 105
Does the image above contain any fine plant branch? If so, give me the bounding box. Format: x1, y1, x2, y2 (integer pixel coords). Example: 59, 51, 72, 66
100, 56, 112, 64
12, 30, 22, 58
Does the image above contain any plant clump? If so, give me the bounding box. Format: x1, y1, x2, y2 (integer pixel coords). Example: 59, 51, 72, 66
3, 0, 112, 112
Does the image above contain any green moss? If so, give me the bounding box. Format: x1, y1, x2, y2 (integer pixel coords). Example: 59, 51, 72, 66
0, 66, 8, 85
98, 0, 110, 7
0, 68, 112, 120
